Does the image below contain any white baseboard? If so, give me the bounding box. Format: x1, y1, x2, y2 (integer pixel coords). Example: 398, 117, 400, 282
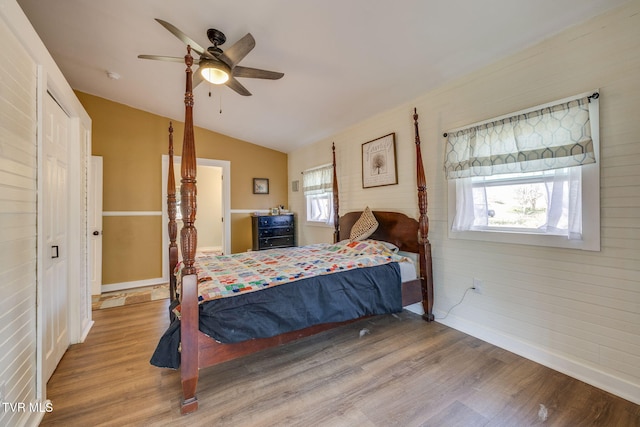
434, 309, 640, 405
79, 320, 94, 343
27, 411, 45, 427
100, 277, 166, 293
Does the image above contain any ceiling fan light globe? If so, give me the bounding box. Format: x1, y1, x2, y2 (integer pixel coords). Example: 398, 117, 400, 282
201, 67, 229, 84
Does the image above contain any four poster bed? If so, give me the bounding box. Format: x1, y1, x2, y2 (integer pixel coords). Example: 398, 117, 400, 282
153, 47, 434, 414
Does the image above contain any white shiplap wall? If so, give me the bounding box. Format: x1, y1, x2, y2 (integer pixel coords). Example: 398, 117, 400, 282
0, 15, 38, 427
289, 1, 640, 404
1, 2, 93, 425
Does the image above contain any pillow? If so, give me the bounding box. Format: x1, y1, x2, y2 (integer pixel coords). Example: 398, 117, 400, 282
349, 207, 379, 241
378, 240, 399, 253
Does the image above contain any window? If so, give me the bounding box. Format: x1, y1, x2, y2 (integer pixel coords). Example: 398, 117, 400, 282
306, 192, 333, 223
303, 164, 334, 225
445, 92, 600, 250
457, 168, 580, 233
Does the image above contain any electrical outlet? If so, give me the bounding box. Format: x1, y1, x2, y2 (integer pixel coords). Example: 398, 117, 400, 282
473, 278, 483, 294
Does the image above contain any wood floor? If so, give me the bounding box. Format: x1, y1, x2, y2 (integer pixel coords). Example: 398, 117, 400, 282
41, 300, 639, 427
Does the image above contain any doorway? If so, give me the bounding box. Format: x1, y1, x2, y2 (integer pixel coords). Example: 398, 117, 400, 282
161, 156, 231, 283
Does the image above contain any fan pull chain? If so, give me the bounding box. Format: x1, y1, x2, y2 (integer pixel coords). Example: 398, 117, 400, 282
207, 85, 222, 114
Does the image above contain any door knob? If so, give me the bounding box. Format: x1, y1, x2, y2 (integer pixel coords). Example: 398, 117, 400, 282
93, 231, 100, 236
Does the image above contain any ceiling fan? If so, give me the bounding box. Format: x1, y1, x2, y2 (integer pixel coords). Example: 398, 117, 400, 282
138, 19, 284, 96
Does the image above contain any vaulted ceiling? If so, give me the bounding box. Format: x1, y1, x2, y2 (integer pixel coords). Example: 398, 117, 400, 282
17, 0, 628, 153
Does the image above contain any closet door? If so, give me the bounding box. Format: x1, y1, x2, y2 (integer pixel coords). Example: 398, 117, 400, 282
42, 93, 70, 382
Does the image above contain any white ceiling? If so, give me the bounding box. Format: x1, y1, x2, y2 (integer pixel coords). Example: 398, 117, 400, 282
17, 0, 627, 153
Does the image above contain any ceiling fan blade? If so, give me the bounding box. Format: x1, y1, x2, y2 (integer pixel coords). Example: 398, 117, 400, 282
155, 18, 215, 60
192, 67, 204, 88
137, 54, 185, 63
225, 76, 252, 96
218, 33, 255, 68
233, 66, 284, 80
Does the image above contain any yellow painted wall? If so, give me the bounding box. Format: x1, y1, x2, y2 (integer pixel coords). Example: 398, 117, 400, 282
102, 216, 162, 283
77, 91, 288, 286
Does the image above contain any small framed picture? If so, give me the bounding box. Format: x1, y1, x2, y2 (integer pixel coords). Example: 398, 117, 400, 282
270, 207, 279, 215
253, 178, 269, 194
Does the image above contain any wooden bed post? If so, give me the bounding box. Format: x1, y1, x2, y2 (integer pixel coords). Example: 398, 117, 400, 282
179, 46, 200, 414
413, 108, 434, 321
332, 142, 340, 243
167, 122, 178, 302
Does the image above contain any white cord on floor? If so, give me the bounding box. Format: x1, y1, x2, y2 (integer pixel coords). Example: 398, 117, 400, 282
435, 286, 474, 320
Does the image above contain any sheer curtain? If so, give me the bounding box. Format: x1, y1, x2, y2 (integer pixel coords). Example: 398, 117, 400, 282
545, 166, 582, 239
452, 177, 484, 231
452, 167, 582, 238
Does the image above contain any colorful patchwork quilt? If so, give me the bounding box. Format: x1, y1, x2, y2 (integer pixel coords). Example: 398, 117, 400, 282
176, 239, 409, 306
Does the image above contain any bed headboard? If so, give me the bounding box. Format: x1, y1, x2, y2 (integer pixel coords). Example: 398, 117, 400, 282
338, 211, 419, 253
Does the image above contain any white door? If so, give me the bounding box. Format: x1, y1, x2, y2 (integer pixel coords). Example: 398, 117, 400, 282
89, 156, 103, 295
43, 93, 70, 382
219, 172, 225, 254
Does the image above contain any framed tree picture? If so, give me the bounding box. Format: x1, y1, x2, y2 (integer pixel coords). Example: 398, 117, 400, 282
361, 133, 398, 188
253, 178, 269, 194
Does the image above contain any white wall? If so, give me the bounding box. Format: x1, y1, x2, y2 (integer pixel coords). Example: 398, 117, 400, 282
0, 13, 38, 427
0, 1, 92, 425
288, 1, 640, 404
